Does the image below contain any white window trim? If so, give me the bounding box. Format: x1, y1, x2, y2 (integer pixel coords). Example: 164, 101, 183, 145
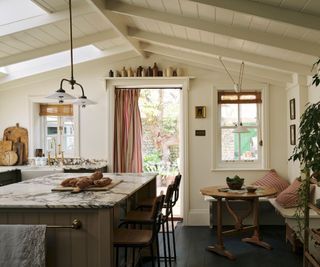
28, 96, 80, 159
211, 84, 269, 171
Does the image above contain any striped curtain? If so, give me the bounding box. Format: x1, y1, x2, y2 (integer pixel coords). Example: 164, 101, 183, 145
113, 89, 143, 173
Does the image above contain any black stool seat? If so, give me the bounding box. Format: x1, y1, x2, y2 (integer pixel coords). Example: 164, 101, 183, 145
114, 228, 153, 246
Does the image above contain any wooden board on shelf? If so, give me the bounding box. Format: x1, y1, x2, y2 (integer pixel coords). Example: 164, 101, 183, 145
3, 123, 28, 164
305, 251, 320, 267
0, 140, 12, 153
51, 180, 123, 192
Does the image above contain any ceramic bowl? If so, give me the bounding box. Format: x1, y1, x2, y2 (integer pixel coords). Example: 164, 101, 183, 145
246, 186, 258, 193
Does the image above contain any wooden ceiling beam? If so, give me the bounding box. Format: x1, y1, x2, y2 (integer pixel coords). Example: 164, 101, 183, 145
105, 0, 320, 57
0, 30, 118, 67
141, 43, 291, 84
87, 0, 144, 57
129, 28, 309, 76
185, 0, 320, 31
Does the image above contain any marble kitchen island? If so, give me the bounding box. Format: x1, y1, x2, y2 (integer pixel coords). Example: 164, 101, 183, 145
0, 172, 156, 267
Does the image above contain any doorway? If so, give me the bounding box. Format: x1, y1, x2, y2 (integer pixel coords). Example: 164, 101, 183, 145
139, 88, 182, 217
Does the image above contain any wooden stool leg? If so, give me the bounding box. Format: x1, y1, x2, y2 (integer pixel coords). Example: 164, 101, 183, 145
116, 247, 119, 267
166, 220, 172, 266
170, 212, 177, 260
132, 248, 135, 267
156, 234, 161, 267
150, 243, 155, 267
162, 222, 168, 267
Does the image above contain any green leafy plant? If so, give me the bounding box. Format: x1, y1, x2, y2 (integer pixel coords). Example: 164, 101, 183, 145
289, 58, 320, 239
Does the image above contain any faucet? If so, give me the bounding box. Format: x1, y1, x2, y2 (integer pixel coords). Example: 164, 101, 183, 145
48, 138, 64, 165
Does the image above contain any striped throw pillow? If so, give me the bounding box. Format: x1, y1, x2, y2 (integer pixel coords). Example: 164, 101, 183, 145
252, 169, 290, 196
276, 178, 316, 208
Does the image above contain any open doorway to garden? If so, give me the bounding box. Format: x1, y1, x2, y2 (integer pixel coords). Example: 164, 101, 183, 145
139, 88, 181, 217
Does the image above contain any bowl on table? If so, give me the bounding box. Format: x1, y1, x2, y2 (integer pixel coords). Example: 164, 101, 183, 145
226, 175, 245, 190
246, 186, 258, 193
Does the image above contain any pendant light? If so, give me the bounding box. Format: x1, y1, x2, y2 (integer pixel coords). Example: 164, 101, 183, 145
46, 0, 96, 108
218, 57, 248, 133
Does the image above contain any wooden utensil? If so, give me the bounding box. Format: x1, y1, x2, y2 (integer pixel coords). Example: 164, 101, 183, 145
4, 123, 28, 164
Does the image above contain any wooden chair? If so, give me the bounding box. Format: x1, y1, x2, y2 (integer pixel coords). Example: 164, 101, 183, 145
113, 194, 165, 267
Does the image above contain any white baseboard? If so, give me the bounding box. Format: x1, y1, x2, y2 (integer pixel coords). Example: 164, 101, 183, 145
186, 209, 210, 226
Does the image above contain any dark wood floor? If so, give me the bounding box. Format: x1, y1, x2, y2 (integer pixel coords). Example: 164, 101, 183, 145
142, 224, 303, 267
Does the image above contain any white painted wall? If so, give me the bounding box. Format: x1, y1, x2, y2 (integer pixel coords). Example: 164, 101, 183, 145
0, 54, 289, 225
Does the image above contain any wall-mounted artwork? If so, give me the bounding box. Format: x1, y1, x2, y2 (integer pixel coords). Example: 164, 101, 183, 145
289, 98, 296, 120
290, 124, 296, 145
195, 106, 206, 118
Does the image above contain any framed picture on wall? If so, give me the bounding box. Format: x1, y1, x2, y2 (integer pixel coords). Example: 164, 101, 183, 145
195, 106, 206, 118
290, 124, 296, 145
289, 98, 296, 120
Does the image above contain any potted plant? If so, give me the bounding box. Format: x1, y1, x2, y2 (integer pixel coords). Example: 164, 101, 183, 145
289, 58, 320, 240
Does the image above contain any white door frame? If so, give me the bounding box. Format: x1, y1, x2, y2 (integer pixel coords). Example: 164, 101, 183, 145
105, 77, 190, 223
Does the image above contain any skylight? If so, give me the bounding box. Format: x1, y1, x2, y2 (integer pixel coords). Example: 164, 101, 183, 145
0, 0, 46, 26
3, 45, 103, 81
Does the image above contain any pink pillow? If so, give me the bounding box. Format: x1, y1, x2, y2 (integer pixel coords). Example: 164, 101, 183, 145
252, 169, 289, 195
276, 179, 315, 208
275, 179, 301, 208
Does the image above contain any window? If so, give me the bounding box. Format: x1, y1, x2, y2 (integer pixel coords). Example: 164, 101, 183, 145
40, 104, 78, 157
218, 91, 263, 168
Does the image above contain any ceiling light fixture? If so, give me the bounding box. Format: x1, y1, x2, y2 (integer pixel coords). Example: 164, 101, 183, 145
218, 57, 245, 93
46, 0, 95, 108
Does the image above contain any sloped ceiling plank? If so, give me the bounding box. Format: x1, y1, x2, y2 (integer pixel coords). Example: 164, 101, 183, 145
0, 3, 93, 37
87, 0, 144, 56
129, 29, 309, 75
185, 0, 320, 31
0, 30, 118, 67
142, 43, 287, 85
105, 1, 320, 56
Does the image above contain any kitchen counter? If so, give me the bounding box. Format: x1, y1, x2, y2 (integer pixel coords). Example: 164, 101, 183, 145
0, 172, 156, 267
0, 172, 155, 208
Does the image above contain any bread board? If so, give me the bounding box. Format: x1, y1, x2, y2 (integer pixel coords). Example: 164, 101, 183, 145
3, 123, 28, 164
0, 140, 12, 153
51, 180, 123, 192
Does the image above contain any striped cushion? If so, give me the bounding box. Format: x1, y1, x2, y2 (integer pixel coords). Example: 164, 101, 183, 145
276, 179, 316, 208
252, 169, 289, 195
275, 179, 301, 208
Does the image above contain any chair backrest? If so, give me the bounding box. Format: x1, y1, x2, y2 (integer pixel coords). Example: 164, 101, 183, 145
172, 173, 182, 206
164, 184, 175, 217
150, 194, 165, 238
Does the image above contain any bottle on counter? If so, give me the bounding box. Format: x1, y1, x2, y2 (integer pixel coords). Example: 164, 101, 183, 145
109, 70, 114, 77
121, 67, 127, 77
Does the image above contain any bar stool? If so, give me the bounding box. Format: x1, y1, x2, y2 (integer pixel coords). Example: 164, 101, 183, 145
136, 174, 182, 262
122, 184, 176, 267
113, 194, 165, 267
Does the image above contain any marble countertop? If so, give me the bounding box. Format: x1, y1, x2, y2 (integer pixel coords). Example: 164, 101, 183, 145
0, 162, 108, 173
0, 173, 156, 209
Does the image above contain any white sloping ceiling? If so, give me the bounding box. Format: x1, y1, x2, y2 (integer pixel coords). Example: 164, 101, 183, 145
0, 0, 319, 85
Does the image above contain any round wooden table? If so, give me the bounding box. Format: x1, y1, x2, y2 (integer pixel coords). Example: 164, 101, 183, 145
200, 186, 277, 260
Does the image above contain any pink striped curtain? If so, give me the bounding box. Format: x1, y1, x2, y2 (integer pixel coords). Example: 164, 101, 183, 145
113, 89, 143, 173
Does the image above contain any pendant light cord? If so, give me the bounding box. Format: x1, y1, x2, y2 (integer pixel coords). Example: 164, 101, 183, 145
218, 57, 236, 85
69, 0, 74, 85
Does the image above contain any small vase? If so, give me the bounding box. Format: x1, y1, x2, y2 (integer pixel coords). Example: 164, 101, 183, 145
121, 67, 127, 77
152, 63, 158, 77
109, 70, 114, 77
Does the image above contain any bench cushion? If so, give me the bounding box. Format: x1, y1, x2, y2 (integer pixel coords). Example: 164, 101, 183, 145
252, 169, 289, 196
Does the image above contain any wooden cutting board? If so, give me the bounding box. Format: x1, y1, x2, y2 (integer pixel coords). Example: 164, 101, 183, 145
51, 180, 123, 192
0, 151, 18, 166
0, 140, 12, 153
3, 123, 28, 164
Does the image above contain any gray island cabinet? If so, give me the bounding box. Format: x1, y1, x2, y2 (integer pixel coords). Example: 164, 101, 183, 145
0, 173, 156, 267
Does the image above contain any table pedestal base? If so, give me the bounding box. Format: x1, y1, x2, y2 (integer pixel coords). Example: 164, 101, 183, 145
207, 245, 236, 260
242, 235, 272, 250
